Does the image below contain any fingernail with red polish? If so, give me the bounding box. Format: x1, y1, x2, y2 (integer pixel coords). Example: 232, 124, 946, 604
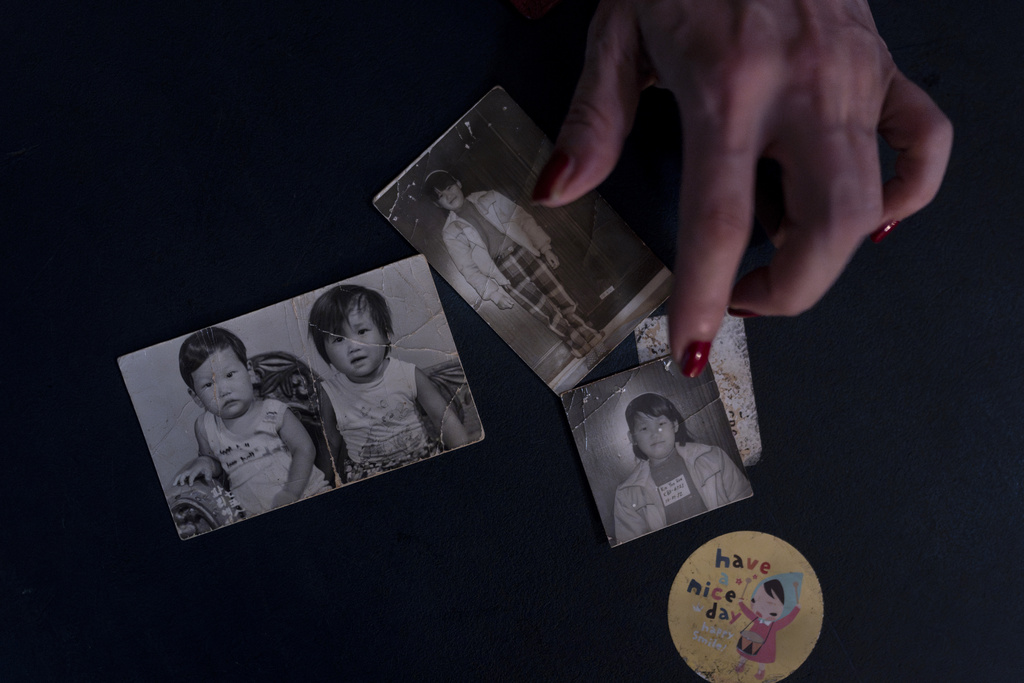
532, 150, 572, 203
679, 340, 711, 378
870, 219, 900, 244
727, 307, 760, 319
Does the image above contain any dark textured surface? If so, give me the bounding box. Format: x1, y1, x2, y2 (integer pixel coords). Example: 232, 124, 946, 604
2, 1, 1020, 680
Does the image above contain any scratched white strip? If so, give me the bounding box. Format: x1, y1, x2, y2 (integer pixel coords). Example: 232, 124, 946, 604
634, 314, 762, 466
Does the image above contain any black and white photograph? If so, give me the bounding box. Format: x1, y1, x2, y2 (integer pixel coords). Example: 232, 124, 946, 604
374, 86, 673, 394
118, 255, 483, 539
561, 359, 752, 547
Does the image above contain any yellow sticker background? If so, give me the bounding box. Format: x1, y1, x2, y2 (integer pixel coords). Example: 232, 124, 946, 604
668, 531, 823, 682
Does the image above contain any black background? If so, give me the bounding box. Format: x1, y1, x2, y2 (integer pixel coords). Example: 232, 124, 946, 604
3, 0, 1021, 680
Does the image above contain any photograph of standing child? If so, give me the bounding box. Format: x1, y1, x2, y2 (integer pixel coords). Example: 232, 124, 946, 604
374, 87, 673, 394
308, 284, 471, 482
424, 169, 602, 360
561, 358, 752, 546
173, 327, 332, 516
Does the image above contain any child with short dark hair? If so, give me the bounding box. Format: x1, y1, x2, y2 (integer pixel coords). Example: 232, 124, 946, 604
424, 169, 601, 359
174, 327, 331, 514
613, 392, 751, 543
308, 285, 470, 481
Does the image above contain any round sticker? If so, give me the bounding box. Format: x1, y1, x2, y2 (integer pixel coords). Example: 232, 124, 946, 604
667, 531, 823, 681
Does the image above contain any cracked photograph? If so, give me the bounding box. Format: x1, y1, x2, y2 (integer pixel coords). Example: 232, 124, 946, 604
634, 314, 763, 466
560, 358, 752, 547
374, 86, 673, 394
118, 255, 483, 539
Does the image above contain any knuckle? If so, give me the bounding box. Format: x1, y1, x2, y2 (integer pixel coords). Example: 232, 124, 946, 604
789, 41, 830, 82
896, 110, 952, 210
586, 19, 623, 62
690, 205, 751, 244
776, 300, 813, 318
561, 96, 621, 140
585, 2, 644, 79
690, 55, 776, 152
758, 258, 836, 318
788, 28, 891, 124
718, 54, 767, 101
832, 200, 884, 240
768, 288, 817, 318
900, 180, 939, 213
922, 109, 955, 153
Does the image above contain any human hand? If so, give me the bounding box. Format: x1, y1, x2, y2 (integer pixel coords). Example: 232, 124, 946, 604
174, 458, 216, 486
542, 247, 560, 269
533, 0, 953, 376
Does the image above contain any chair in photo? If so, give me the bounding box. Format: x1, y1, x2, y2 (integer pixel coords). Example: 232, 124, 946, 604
165, 350, 343, 538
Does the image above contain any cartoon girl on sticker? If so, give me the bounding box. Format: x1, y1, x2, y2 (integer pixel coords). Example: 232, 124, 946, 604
735, 572, 803, 680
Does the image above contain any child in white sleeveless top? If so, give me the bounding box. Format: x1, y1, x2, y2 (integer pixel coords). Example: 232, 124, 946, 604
308, 285, 470, 482
174, 327, 330, 515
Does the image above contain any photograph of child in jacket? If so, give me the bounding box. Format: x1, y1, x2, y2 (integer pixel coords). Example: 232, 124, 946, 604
613, 393, 751, 544
562, 357, 752, 546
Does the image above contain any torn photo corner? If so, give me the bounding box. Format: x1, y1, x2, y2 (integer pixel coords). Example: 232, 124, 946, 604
373, 86, 673, 394
117, 255, 483, 540
560, 357, 753, 547
634, 313, 762, 466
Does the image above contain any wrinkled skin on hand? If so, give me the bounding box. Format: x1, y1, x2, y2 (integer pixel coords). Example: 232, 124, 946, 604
534, 0, 952, 373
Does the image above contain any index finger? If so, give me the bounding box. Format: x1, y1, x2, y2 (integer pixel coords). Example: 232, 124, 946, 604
669, 126, 759, 375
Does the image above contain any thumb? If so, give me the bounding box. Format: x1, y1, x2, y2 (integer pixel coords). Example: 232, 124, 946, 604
533, 1, 650, 206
